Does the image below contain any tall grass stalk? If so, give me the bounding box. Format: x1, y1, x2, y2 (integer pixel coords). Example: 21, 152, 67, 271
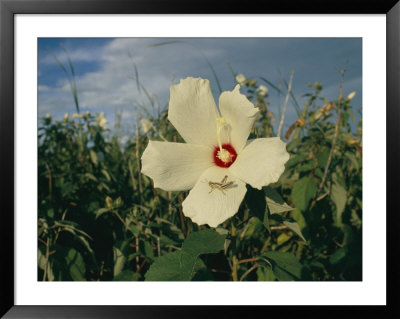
52, 44, 80, 114
277, 69, 295, 138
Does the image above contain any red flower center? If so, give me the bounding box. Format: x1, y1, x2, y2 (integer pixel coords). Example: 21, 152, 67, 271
213, 144, 237, 168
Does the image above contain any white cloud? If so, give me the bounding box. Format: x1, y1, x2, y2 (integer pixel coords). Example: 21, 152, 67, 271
40, 46, 106, 65
39, 38, 226, 125
38, 85, 51, 92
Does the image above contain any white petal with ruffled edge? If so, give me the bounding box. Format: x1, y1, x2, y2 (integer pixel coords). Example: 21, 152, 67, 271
141, 141, 213, 191
219, 84, 259, 152
182, 166, 247, 227
229, 137, 290, 190
168, 77, 219, 147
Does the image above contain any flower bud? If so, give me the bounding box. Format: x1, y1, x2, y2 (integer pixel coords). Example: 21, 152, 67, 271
346, 91, 356, 100
235, 73, 246, 86
115, 197, 123, 207
141, 118, 154, 133
105, 196, 113, 208
97, 112, 107, 128
258, 85, 268, 97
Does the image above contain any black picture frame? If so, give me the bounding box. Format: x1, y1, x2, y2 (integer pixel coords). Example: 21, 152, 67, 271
1, 0, 399, 317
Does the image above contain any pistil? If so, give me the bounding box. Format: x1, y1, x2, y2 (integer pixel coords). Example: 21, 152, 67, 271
216, 117, 228, 151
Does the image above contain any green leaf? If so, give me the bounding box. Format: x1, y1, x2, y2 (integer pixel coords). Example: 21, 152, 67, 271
257, 265, 276, 281
38, 248, 54, 281
113, 247, 126, 277
144, 251, 205, 281
145, 229, 225, 281
298, 161, 316, 173
101, 169, 111, 181
277, 232, 292, 245
245, 186, 269, 229
269, 214, 306, 242
331, 176, 347, 225
144, 241, 154, 260
144, 251, 182, 281
241, 217, 264, 240
291, 176, 317, 211
48, 245, 86, 281
159, 234, 179, 246
113, 270, 141, 281
261, 251, 303, 281
285, 154, 306, 169
47, 208, 54, 219
84, 172, 97, 181
292, 208, 307, 231
317, 149, 329, 168
129, 224, 140, 236
65, 248, 86, 281
345, 152, 360, 170
181, 229, 226, 255
329, 246, 348, 265
283, 220, 306, 242
95, 208, 112, 219
264, 186, 294, 214
89, 149, 98, 166
263, 207, 270, 231
270, 264, 298, 281
181, 229, 226, 279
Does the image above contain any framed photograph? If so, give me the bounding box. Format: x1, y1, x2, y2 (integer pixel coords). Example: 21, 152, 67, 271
1, 0, 398, 317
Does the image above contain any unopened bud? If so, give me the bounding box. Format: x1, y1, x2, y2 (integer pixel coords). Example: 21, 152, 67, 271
235, 73, 246, 86
346, 91, 356, 100
97, 112, 107, 128
105, 196, 113, 208
141, 118, 154, 133
258, 85, 268, 97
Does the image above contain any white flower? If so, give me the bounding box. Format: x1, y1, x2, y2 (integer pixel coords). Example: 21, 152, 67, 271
141, 118, 154, 133
141, 77, 289, 228
258, 85, 268, 97
235, 73, 246, 86
97, 112, 107, 128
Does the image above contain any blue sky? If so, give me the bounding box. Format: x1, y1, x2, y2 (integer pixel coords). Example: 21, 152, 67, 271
38, 38, 362, 134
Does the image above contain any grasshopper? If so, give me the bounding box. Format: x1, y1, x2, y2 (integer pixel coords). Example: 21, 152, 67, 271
208, 175, 234, 195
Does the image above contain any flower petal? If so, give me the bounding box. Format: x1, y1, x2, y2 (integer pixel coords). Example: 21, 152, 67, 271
182, 166, 247, 227
168, 77, 219, 147
219, 84, 259, 152
229, 137, 290, 190
141, 141, 213, 191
